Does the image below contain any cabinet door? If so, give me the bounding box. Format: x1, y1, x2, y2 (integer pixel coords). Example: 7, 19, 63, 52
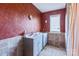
42, 33, 47, 47
33, 37, 38, 56
33, 34, 42, 56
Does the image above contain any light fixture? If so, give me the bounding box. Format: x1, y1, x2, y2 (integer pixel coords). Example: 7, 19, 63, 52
45, 20, 47, 23
28, 14, 32, 20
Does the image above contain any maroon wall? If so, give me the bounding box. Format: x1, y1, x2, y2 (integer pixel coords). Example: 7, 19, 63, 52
41, 8, 66, 32
0, 3, 41, 39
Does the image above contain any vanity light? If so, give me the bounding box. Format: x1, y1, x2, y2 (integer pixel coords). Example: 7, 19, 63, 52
28, 15, 32, 20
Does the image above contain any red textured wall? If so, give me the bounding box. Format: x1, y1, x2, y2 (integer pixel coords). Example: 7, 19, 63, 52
0, 3, 41, 39
41, 8, 66, 32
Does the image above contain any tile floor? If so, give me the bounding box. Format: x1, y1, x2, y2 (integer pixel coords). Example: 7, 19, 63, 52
39, 45, 66, 56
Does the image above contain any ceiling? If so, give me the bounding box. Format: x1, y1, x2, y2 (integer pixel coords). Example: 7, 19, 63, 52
33, 3, 66, 13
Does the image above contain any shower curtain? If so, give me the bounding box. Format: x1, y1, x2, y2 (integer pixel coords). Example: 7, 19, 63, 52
66, 3, 79, 56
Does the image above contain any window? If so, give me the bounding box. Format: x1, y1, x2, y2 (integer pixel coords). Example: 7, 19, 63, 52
50, 14, 60, 32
